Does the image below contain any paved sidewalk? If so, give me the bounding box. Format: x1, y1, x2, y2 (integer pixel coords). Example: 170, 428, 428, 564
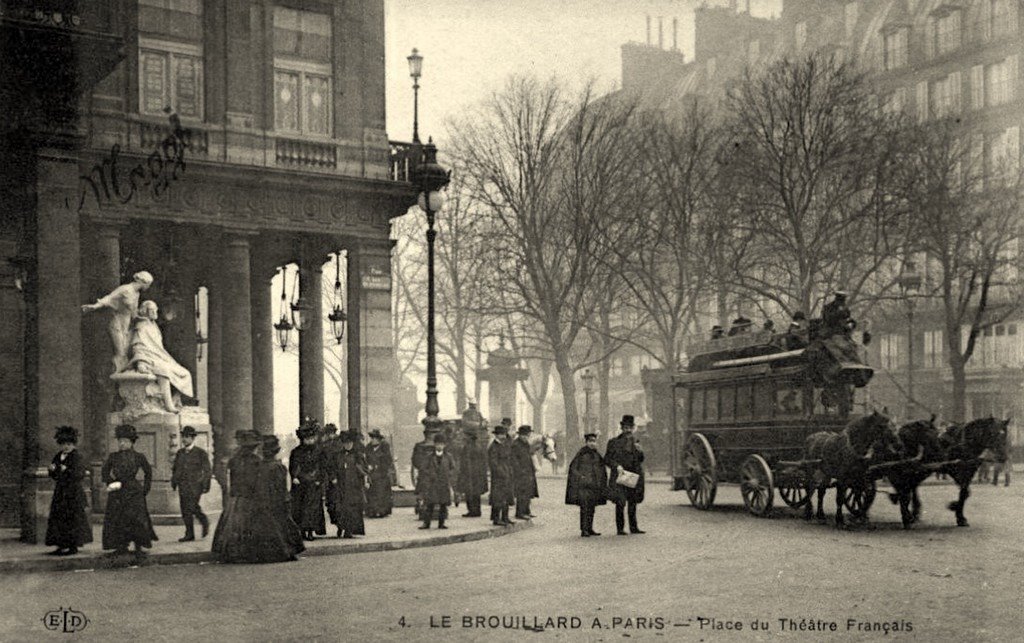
0, 506, 531, 574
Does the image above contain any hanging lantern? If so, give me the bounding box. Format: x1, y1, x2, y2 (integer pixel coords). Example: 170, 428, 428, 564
289, 264, 308, 332
327, 252, 347, 344
273, 266, 294, 351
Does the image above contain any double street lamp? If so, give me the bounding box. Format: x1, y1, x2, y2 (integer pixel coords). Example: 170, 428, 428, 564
899, 260, 922, 418
407, 48, 450, 434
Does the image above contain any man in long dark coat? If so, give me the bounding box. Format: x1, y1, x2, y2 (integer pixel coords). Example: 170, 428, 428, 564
171, 425, 212, 542
510, 425, 539, 520
289, 425, 326, 540
604, 415, 646, 535
419, 434, 457, 529
318, 423, 342, 529
332, 431, 368, 538
822, 291, 852, 337
364, 429, 396, 517
565, 432, 608, 537
410, 429, 435, 522
488, 425, 515, 526
457, 428, 488, 517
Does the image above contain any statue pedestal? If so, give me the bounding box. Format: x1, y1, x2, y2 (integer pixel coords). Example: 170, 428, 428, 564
92, 373, 222, 522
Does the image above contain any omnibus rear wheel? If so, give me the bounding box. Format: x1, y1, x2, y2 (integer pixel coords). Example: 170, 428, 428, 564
683, 433, 717, 510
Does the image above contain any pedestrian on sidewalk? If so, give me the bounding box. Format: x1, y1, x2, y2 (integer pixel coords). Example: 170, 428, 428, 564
101, 424, 158, 557
332, 431, 368, 538
565, 432, 608, 537
290, 425, 326, 541
212, 430, 263, 562
44, 426, 93, 556
318, 423, 342, 529
457, 426, 488, 518
410, 428, 434, 523
605, 415, 646, 535
488, 425, 515, 526
365, 429, 396, 518
257, 434, 304, 562
419, 433, 456, 529
511, 425, 538, 520
171, 425, 212, 542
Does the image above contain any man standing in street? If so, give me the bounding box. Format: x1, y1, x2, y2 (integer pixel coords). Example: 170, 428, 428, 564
488, 425, 515, 525
511, 425, 538, 520
419, 434, 456, 529
565, 432, 607, 537
171, 425, 211, 542
605, 415, 646, 535
457, 425, 488, 517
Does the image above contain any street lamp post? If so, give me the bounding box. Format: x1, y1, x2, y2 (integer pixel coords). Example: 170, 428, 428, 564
581, 369, 595, 439
408, 49, 450, 435
899, 260, 922, 418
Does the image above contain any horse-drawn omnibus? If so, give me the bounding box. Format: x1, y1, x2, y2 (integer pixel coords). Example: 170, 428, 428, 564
668, 327, 877, 517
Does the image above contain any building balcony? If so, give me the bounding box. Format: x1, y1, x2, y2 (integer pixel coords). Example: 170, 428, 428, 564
85, 112, 416, 185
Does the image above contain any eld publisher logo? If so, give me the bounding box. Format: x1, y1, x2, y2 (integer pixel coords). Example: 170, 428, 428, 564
42, 608, 89, 633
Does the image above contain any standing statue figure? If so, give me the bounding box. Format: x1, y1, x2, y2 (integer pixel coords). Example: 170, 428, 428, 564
128, 300, 194, 412
81, 271, 154, 372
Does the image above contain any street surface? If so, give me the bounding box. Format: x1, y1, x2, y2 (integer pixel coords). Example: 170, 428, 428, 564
1, 478, 1022, 642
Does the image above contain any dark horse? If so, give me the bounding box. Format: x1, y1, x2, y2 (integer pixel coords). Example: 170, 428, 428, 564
887, 416, 1008, 527
803, 411, 898, 528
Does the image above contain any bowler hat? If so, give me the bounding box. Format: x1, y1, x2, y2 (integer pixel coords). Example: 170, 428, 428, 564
323, 423, 338, 434
583, 432, 598, 440
501, 417, 512, 426
114, 424, 138, 441
433, 433, 446, 444
261, 434, 281, 457
235, 430, 261, 446
492, 425, 508, 435
180, 425, 198, 438
368, 429, 384, 440
340, 430, 357, 442
620, 415, 635, 427
517, 425, 532, 435
54, 426, 78, 445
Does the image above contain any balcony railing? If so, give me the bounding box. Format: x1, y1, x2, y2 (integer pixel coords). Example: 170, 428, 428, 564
389, 140, 415, 182
275, 137, 337, 169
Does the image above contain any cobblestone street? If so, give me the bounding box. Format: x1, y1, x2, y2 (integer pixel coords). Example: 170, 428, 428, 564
2, 478, 1022, 642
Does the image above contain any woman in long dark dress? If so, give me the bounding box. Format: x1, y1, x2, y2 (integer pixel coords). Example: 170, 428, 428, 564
257, 434, 304, 562
102, 424, 157, 556
212, 431, 262, 562
289, 426, 326, 539
332, 431, 368, 538
45, 426, 93, 555
364, 429, 396, 518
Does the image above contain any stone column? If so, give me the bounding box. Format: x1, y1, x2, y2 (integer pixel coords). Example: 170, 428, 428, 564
221, 234, 254, 441
349, 240, 395, 434
82, 220, 123, 476
346, 244, 362, 432
251, 256, 275, 433
206, 266, 226, 491
299, 245, 325, 425
23, 149, 84, 542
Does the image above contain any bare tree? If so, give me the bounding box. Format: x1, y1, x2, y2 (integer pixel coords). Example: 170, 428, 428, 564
901, 120, 1024, 421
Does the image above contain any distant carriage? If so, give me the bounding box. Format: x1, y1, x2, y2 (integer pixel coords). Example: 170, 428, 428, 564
669, 327, 882, 520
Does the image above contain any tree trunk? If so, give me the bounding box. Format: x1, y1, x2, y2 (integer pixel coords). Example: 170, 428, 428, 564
949, 354, 967, 423
554, 353, 581, 452
455, 344, 467, 414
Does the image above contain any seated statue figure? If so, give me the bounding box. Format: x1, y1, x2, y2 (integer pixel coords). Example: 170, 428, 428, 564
127, 300, 194, 413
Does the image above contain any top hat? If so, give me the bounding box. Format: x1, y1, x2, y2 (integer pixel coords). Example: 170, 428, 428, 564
620, 415, 636, 427
114, 424, 138, 441
296, 426, 317, 440
180, 425, 198, 438
368, 429, 384, 440
492, 425, 508, 435
55, 425, 79, 445
517, 425, 533, 435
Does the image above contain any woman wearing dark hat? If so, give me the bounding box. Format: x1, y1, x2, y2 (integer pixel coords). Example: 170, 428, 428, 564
565, 432, 608, 537
364, 429, 396, 518
289, 425, 326, 540
45, 426, 93, 555
101, 424, 158, 556
212, 430, 263, 562
331, 431, 369, 538
256, 434, 304, 562
419, 433, 457, 529
487, 425, 515, 526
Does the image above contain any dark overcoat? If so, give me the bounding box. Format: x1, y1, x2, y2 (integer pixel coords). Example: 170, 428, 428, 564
171, 446, 212, 498
258, 460, 305, 559
411, 440, 434, 495
333, 448, 368, 508
565, 447, 608, 506
487, 439, 515, 506
420, 451, 457, 505
364, 441, 396, 515
604, 433, 645, 504
45, 449, 93, 548
318, 438, 343, 523
510, 438, 539, 499
456, 438, 488, 497
288, 443, 326, 533
101, 449, 158, 550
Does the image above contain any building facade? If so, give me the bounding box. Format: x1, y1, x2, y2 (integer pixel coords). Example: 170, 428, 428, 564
1, 0, 417, 539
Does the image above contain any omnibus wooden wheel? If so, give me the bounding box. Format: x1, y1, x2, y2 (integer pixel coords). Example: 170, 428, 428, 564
683, 433, 717, 510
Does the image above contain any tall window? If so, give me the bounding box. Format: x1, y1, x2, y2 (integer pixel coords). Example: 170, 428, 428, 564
880, 334, 901, 370
986, 57, 1017, 106
273, 7, 333, 136
845, 3, 859, 38
884, 29, 908, 70
987, 126, 1021, 178
795, 21, 807, 50
936, 11, 961, 55
923, 330, 944, 368
931, 72, 961, 118
991, 0, 1019, 39
971, 64, 985, 109
137, 0, 203, 119
916, 80, 929, 122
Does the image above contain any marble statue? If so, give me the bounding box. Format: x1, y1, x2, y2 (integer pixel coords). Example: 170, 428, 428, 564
81, 271, 154, 372
126, 300, 194, 413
